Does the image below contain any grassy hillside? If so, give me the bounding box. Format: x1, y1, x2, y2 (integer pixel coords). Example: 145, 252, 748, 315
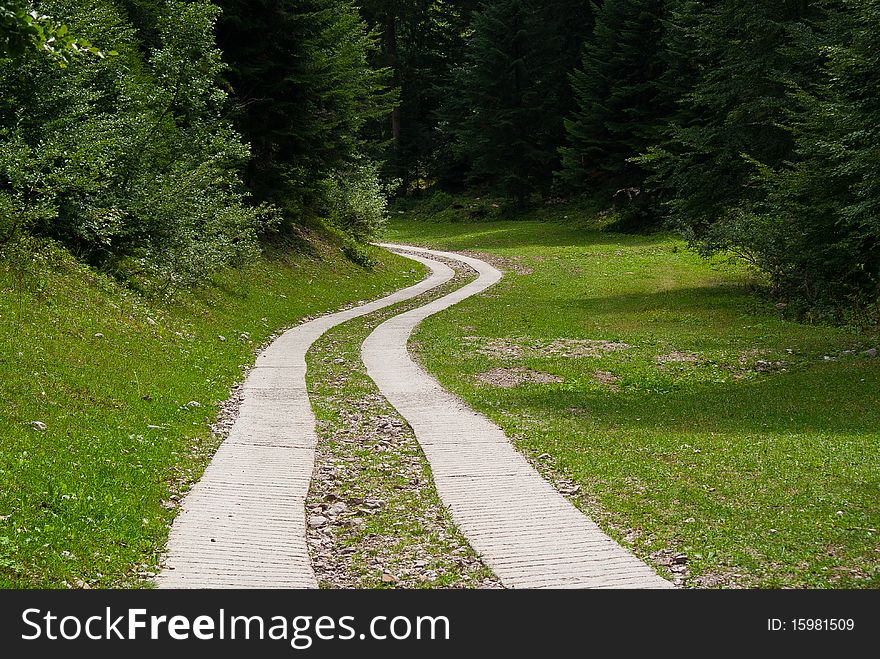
0, 236, 424, 588
385, 212, 880, 588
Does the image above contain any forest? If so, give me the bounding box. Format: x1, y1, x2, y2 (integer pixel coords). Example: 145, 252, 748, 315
2, 2, 879, 596
1, 0, 878, 316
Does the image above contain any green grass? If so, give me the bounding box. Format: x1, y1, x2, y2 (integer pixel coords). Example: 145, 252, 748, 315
0, 235, 423, 588
385, 212, 880, 588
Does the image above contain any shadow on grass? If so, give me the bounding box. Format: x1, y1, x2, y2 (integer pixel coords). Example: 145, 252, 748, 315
389, 220, 671, 251
570, 285, 753, 315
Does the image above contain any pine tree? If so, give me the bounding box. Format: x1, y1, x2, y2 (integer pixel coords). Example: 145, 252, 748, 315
358, 0, 479, 192
445, 0, 593, 203
637, 1, 819, 238
215, 0, 393, 216
559, 0, 668, 195
746, 0, 880, 307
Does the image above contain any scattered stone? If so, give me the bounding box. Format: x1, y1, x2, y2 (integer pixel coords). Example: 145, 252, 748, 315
656, 351, 698, 364
146, 317, 156, 326
94, 333, 104, 339
304, 261, 501, 590
463, 336, 630, 360
218, 335, 227, 342
308, 515, 329, 528
30, 421, 47, 432
327, 502, 348, 517
184, 401, 201, 409
866, 348, 877, 358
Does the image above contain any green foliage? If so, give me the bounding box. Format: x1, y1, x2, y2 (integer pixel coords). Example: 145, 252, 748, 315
559, 0, 668, 197
358, 0, 478, 192
742, 0, 880, 311
637, 1, 819, 233
216, 0, 394, 232
0, 0, 106, 64
324, 158, 393, 240
442, 0, 592, 203
0, 0, 263, 289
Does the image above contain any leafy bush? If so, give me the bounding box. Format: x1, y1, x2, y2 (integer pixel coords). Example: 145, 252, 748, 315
0, 0, 265, 289
324, 159, 392, 241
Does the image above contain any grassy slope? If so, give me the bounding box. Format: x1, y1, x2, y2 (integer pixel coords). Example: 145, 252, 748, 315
0, 237, 424, 588
385, 214, 880, 588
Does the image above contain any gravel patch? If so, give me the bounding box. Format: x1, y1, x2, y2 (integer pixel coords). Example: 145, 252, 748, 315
305, 268, 501, 589
475, 367, 562, 388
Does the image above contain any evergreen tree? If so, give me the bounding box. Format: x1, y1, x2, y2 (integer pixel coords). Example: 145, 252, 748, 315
637, 1, 819, 238
445, 0, 593, 202
744, 0, 880, 308
559, 0, 668, 195
358, 0, 478, 192
215, 0, 393, 219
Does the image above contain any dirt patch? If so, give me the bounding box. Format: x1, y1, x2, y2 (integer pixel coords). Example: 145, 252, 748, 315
592, 371, 621, 391
462, 251, 534, 275
689, 568, 748, 589
656, 351, 698, 364
463, 336, 631, 360
476, 367, 562, 388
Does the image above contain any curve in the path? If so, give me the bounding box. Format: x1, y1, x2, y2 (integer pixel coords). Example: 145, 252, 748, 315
363, 244, 672, 589
156, 254, 454, 588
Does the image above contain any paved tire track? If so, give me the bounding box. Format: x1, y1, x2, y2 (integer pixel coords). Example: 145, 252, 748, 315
156, 255, 454, 588
363, 244, 672, 589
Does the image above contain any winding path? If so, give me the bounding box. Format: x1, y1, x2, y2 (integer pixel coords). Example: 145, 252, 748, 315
157, 243, 670, 589
363, 245, 672, 588
156, 254, 454, 588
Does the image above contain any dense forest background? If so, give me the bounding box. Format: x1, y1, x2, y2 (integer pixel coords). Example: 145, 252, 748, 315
1, 0, 878, 319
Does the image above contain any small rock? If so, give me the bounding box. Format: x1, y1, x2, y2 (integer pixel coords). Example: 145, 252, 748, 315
327, 502, 348, 517
94, 333, 104, 339
146, 317, 156, 326
218, 335, 227, 342
30, 421, 48, 432
866, 348, 877, 358
185, 401, 201, 409
538, 453, 551, 460
309, 515, 329, 528
381, 573, 398, 583
836, 510, 844, 517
